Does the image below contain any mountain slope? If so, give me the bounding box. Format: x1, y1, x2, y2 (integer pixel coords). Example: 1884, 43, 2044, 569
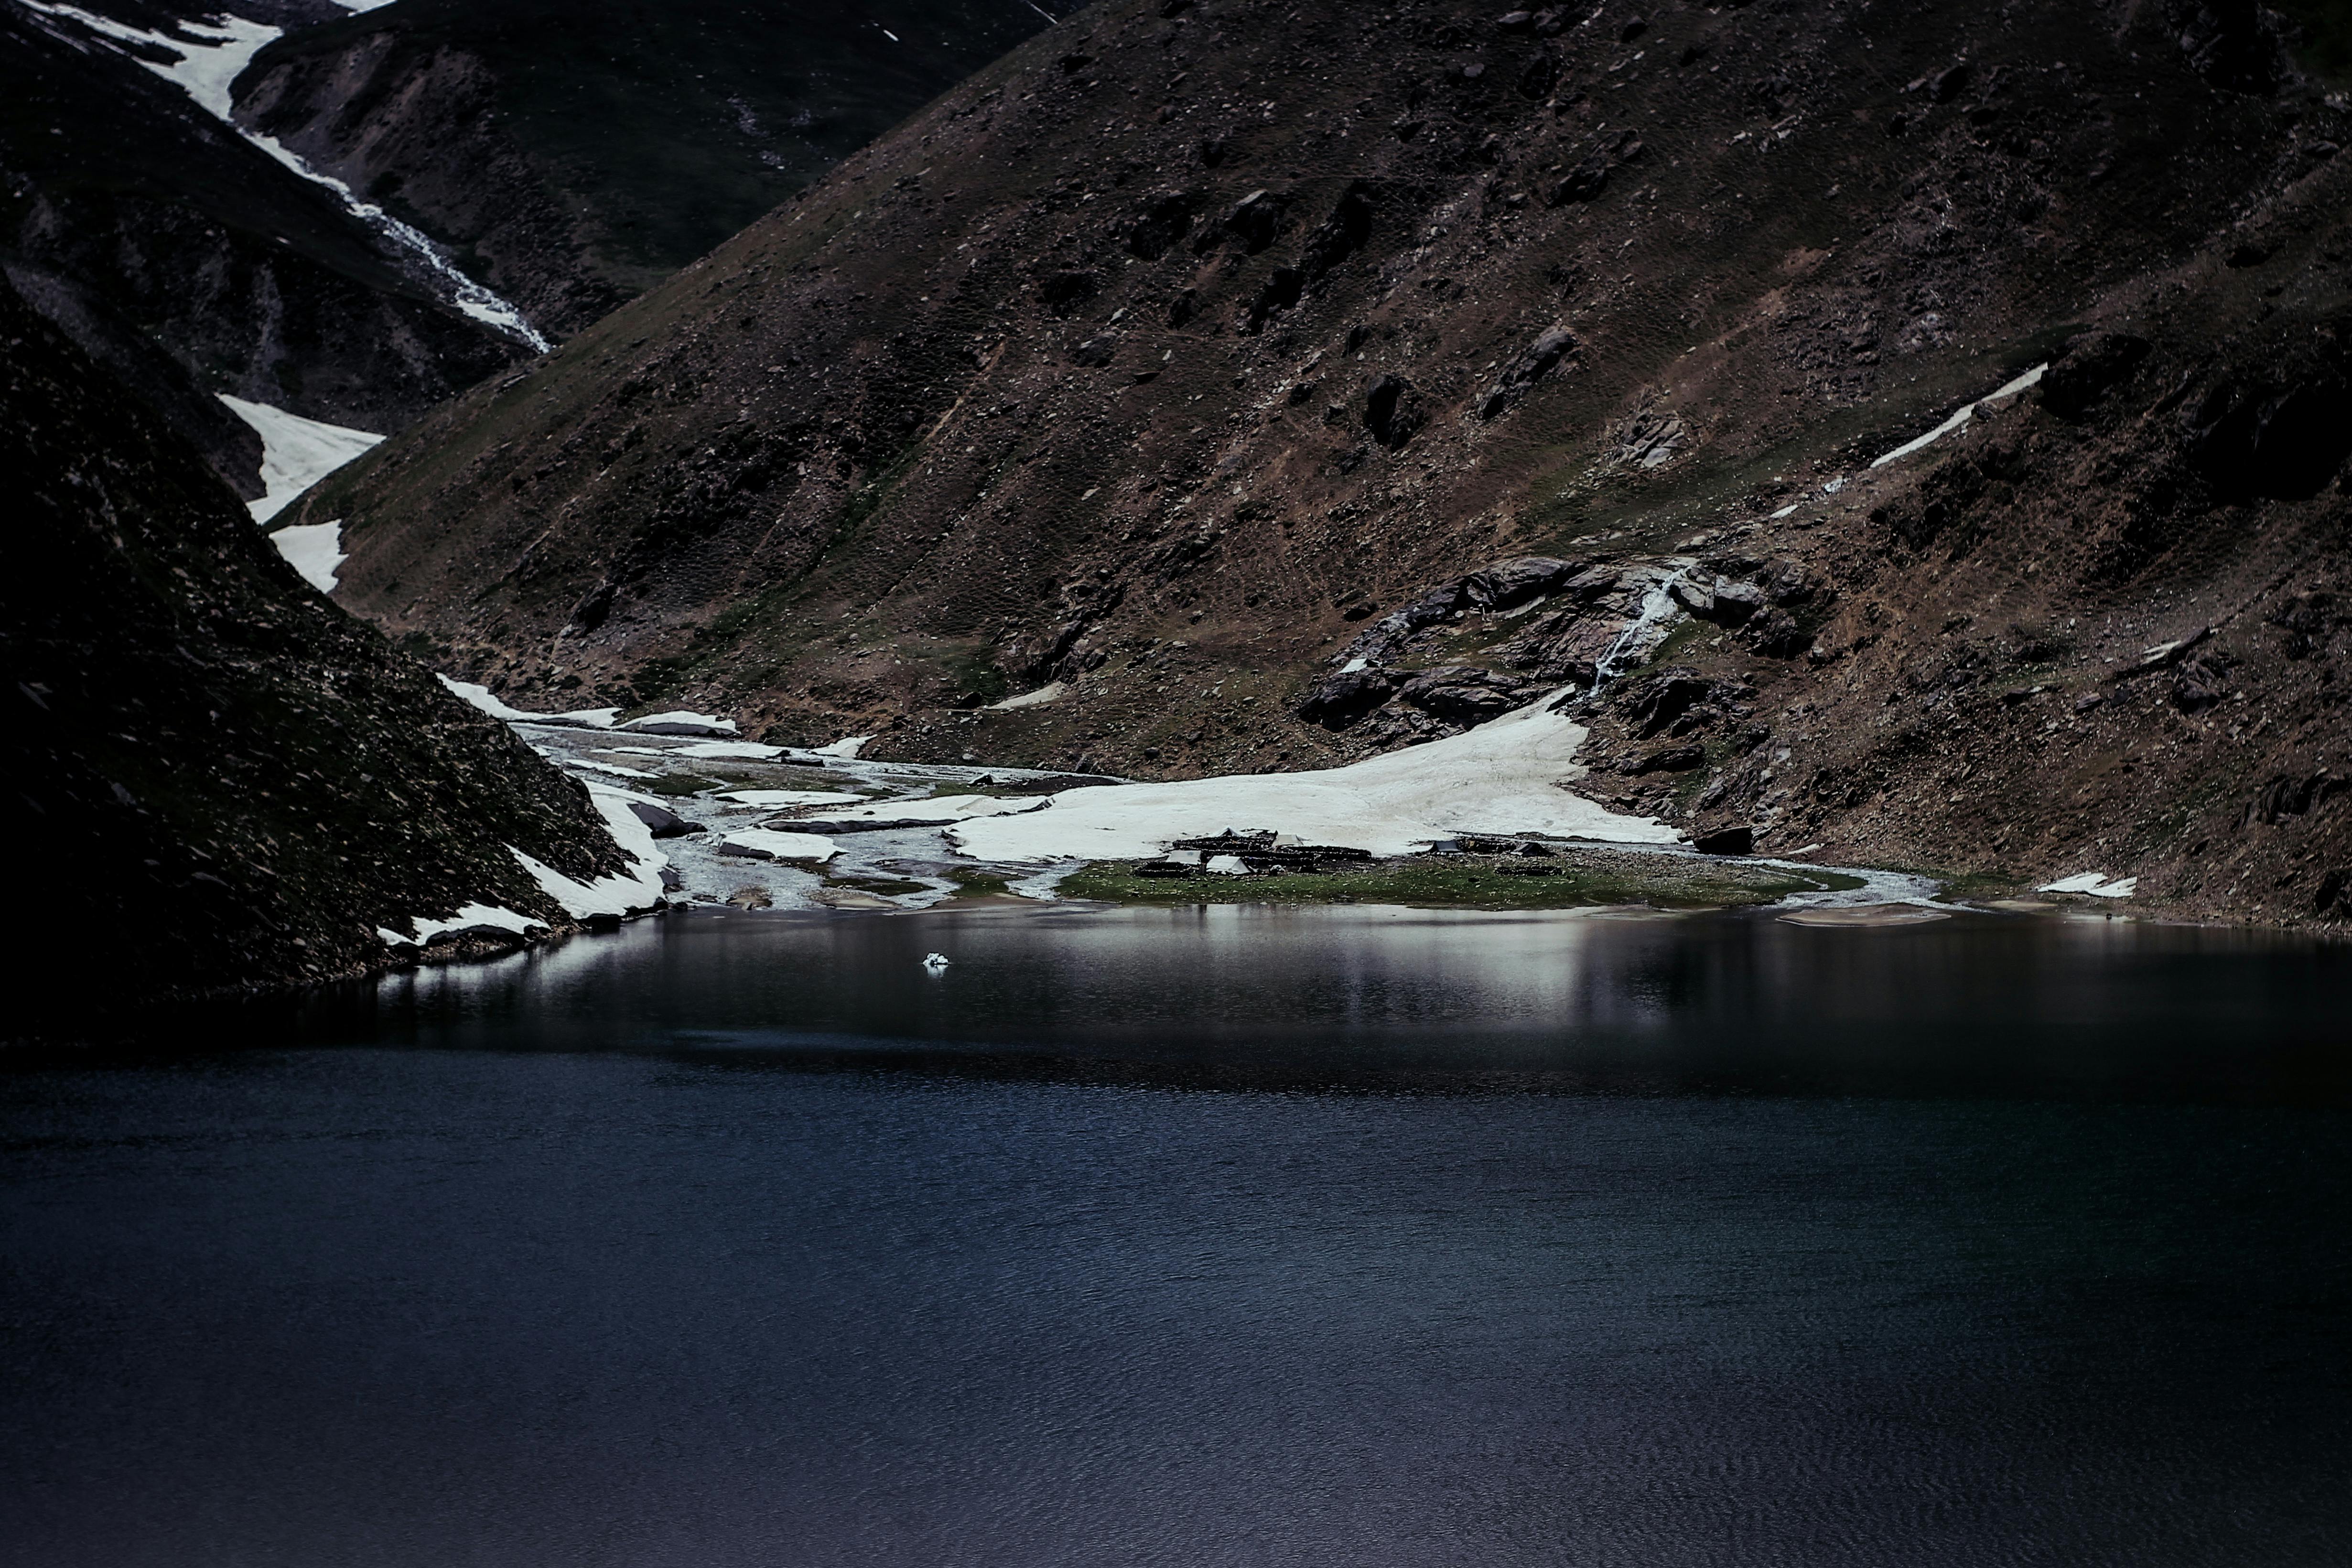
232, 0, 1057, 336
309, 0, 2352, 924
0, 274, 640, 1018
0, 0, 532, 492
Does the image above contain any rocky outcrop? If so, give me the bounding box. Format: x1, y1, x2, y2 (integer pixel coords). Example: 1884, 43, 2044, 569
0, 278, 628, 1021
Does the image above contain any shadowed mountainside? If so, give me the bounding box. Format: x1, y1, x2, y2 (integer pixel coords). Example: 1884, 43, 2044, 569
0, 275, 631, 1016
307, 0, 2352, 925
233, 0, 1057, 337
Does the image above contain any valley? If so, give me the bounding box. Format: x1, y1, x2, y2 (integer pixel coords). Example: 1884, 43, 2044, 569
300, 0, 2352, 932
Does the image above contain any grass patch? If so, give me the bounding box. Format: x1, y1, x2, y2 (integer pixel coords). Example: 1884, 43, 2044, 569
1058, 853, 1834, 910
1875, 864, 2023, 899
943, 866, 1015, 898
643, 773, 723, 797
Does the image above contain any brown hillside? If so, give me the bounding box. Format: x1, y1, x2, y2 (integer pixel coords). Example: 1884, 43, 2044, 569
308, 0, 2352, 926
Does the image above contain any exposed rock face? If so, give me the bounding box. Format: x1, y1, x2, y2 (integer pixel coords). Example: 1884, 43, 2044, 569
0, 278, 628, 1018
309, 0, 2352, 925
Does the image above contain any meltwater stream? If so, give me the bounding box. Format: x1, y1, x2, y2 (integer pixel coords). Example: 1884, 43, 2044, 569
5, 907, 2350, 1566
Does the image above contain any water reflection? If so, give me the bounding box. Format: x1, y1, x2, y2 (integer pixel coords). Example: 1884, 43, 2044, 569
290, 906, 2352, 1104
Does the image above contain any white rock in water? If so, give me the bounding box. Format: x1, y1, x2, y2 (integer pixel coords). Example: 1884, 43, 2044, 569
922, 952, 950, 972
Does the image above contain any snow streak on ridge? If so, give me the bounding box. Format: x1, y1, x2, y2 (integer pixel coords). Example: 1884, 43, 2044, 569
13, 0, 550, 350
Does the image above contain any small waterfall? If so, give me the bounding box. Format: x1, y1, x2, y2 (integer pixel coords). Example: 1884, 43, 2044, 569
1591, 563, 1692, 690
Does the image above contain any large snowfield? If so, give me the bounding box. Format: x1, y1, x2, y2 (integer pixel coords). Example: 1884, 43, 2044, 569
953, 692, 1678, 861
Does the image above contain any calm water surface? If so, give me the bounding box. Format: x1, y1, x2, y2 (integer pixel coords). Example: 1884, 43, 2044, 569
4, 907, 2349, 1566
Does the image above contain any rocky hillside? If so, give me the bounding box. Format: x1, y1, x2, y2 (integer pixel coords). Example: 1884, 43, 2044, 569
307, 0, 2352, 927
0, 275, 639, 1021
232, 0, 1055, 337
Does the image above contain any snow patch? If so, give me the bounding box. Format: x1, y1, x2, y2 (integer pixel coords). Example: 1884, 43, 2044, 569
378, 903, 545, 946
269, 521, 346, 593
511, 789, 669, 918
718, 789, 867, 808
17, 0, 277, 117
2038, 871, 2138, 899
438, 676, 536, 722
989, 681, 1068, 711
719, 828, 839, 862
1870, 363, 2048, 469
811, 735, 874, 758
218, 395, 382, 524
951, 690, 1676, 863
809, 793, 1046, 824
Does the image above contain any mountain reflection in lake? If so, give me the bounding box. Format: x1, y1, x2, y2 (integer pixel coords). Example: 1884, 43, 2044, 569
334, 905, 2350, 1103
4, 907, 2349, 1566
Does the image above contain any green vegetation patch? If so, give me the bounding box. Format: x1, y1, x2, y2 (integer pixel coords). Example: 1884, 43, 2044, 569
1058, 852, 1838, 910
942, 866, 1016, 898
643, 773, 723, 797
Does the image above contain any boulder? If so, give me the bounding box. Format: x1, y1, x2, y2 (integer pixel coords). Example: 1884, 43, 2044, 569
1670, 577, 1715, 618
1475, 326, 1577, 420
1400, 666, 1532, 723
1364, 374, 1428, 449
1708, 578, 1765, 624
1692, 825, 1754, 856
626, 800, 703, 838
2171, 653, 2230, 712
1614, 667, 1717, 737
1463, 554, 1580, 610
1297, 667, 1403, 728
1564, 564, 1623, 600
1748, 608, 1813, 659
1622, 743, 1704, 774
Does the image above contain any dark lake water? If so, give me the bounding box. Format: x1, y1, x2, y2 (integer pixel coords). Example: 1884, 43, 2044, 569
6, 906, 2351, 1565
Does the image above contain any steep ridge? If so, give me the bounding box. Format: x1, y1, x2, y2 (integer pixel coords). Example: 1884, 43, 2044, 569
232, 0, 1057, 337
311, 0, 2352, 925
0, 0, 530, 491
0, 276, 647, 1019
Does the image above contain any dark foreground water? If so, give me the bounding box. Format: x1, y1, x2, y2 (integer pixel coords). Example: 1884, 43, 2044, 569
5, 907, 2351, 1566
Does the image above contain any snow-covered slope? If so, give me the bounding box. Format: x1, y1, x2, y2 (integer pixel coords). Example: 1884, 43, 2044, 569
954, 695, 1676, 862
219, 393, 382, 523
